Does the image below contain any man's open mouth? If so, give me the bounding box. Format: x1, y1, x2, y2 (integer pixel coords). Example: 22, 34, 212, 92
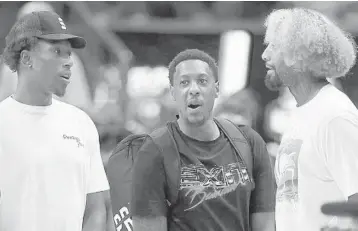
188, 104, 201, 109
60, 73, 71, 80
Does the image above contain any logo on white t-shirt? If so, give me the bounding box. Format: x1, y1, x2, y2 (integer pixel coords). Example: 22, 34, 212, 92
63, 134, 84, 148
275, 138, 303, 203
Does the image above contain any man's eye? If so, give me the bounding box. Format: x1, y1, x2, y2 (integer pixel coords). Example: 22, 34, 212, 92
181, 80, 189, 85
199, 79, 207, 84
54, 49, 61, 55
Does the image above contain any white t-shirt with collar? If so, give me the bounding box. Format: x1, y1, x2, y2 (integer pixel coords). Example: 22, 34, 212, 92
0, 96, 109, 231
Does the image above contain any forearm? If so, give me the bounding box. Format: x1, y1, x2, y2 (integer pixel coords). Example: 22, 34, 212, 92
106, 204, 115, 231
82, 192, 107, 231
82, 208, 106, 231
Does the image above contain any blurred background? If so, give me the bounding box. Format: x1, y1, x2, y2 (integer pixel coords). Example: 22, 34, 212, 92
1, 1, 358, 167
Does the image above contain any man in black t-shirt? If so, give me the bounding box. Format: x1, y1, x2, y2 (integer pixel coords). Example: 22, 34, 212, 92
131, 49, 276, 231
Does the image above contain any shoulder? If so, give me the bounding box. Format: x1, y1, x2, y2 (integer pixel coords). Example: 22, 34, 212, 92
54, 99, 97, 134
0, 97, 11, 110
150, 124, 172, 140
0, 98, 10, 125
237, 124, 266, 146
315, 85, 357, 119
54, 99, 94, 124
315, 85, 358, 131
146, 125, 173, 151
132, 135, 165, 168
134, 124, 177, 160
235, 125, 269, 165
318, 113, 358, 138
140, 135, 161, 152
0, 97, 18, 120
53, 98, 85, 113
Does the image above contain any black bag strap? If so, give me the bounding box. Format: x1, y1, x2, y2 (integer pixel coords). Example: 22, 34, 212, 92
214, 118, 253, 180
109, 134, 147, 163
149, 124, 181, 207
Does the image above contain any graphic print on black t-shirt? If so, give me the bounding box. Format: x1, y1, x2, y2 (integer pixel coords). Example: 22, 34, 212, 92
180, 162, 251, 211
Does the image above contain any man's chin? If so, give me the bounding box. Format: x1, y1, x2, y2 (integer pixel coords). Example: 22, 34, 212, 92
187, 114, 207, 126
265, 75, 283, 92
53, 90, 66, 98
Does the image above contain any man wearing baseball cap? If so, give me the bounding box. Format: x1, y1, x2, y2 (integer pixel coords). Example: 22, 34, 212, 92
0, 11, 109, 231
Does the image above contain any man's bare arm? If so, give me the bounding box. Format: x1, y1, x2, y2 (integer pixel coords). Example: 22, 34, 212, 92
251, 212, 275, 231
132, 216, 167, 231
82, 191, 107, 231
104, 191, 115, 231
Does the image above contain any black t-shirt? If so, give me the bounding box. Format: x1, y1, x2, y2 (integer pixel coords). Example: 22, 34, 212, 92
131, 121, 275, 231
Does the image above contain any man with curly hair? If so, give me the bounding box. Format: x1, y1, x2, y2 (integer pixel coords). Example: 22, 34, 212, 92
0, 11, 109, 231
262, 8, 358, 231
130, 49, 276, 231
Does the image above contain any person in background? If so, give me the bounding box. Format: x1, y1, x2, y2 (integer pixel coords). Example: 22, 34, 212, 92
262, 8, 358, 231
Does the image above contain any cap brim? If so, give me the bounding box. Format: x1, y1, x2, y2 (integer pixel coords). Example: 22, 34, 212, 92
37, 34, 86, 49
321, 202, 358, 217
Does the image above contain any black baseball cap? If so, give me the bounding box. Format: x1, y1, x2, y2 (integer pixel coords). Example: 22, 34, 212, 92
322, 201, 358, 217
6, 11, 86, 49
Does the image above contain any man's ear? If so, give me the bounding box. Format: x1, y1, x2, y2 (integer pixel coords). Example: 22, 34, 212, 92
215, 81, 219, 98
20, 50, 32, 68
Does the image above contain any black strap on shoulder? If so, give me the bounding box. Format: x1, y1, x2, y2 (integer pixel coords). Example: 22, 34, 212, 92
214, 118, 253, 180
149, 124, 181, 206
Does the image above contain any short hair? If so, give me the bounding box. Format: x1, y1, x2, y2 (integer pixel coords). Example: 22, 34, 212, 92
168, 49, 218, 85
264, 8, 357, 79
2, 15, 40, 72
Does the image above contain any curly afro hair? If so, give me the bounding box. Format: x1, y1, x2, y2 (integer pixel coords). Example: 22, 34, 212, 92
264, 8, 357, 79
168, 49, 218, 85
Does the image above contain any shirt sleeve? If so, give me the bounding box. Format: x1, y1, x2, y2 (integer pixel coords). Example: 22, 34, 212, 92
131, 136, 168, 218
240, 126, 276, 213
86, 117, 110, 194
318, 116, 358, 199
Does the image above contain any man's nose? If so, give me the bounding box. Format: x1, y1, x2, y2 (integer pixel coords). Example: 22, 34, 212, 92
262, 47, 269, 62
63, 57, 73, 69
189, 82, 200, 96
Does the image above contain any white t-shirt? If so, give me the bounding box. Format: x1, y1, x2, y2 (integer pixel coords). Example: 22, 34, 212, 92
0, 97, 109, 231
275, 84, 358, 231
